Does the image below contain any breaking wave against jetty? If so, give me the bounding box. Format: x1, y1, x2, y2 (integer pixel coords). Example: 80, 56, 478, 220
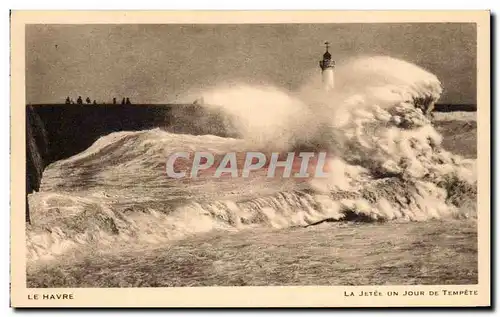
27, 56, 477, 262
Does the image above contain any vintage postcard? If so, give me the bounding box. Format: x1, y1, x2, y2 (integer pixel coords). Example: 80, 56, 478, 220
10, 10, 490, 307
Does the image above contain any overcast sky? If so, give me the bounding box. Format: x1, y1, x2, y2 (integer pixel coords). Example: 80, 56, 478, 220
26, 23, 476, 104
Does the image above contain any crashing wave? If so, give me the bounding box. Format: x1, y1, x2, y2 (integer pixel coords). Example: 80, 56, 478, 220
26, 56, 476, 262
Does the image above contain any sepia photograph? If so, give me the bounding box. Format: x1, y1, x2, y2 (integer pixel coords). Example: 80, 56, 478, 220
11, 11, 490, 307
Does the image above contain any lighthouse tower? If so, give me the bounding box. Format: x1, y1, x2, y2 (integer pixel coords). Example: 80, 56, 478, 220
319, 41, 335, 91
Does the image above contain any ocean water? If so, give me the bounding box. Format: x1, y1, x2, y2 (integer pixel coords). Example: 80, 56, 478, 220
27, 56, 477, 262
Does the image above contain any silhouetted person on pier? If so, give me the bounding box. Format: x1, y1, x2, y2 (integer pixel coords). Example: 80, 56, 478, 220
121, 98, 126, 105
193, 97, 204, 105
86, 97, 91, 104
93, 100, 97, 105
77, 96, 83, 104
125, 97, 131, 104
113, 98, 117, 104
65, 97, 71, 104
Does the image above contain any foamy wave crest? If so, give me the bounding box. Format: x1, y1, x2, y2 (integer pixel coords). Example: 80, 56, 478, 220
27, 56, 476, 262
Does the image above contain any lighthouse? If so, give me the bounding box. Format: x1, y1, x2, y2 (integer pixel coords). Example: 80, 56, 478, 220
319, 41, 335, 91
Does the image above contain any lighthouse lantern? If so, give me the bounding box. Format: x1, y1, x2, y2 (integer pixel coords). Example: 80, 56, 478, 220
319, 41, 335, 91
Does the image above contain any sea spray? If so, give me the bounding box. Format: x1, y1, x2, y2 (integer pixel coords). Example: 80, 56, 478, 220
27, 56, 476, 262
